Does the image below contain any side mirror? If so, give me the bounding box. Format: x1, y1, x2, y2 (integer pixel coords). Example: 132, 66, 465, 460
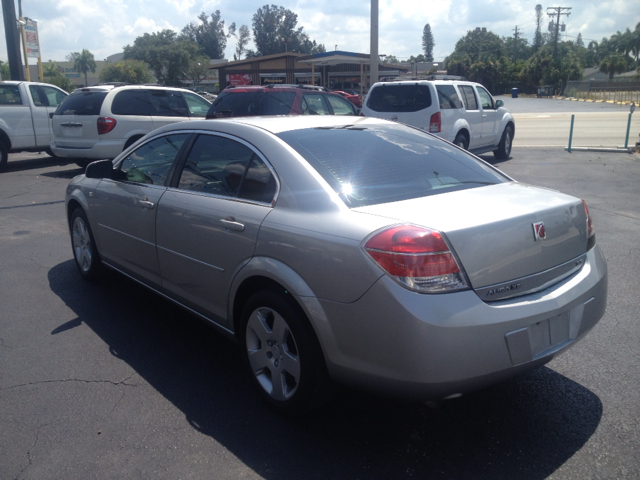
496, 100, 504, 108
85, 159, 114, 179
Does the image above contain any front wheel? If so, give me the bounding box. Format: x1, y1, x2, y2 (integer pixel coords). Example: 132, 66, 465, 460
240, 290, 331, 414
494, 125, 513, 160
70, 208, 102, 280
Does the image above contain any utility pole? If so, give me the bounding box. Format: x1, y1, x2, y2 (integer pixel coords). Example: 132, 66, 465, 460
512, 26, 520, 62
547, 6, 571, 59
2, 0, 25, 80
370, 0, 379, 89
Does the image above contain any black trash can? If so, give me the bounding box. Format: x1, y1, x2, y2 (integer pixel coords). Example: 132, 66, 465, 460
511, 87, 519, 98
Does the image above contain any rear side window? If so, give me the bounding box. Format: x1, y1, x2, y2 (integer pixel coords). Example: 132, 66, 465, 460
262, 92, 296, 115
278, 123, 507, 208
459, 86, 478, 110
207, 91, 263, 117
111, 90, 154, 116
56, 91, 108, 115
436, 85, 463, 109
366, 84, 432, 113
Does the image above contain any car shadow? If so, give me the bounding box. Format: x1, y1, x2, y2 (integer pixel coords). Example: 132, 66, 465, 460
48, 260, 602, 480
3, 153, 82, 174
478, 153, 511, 166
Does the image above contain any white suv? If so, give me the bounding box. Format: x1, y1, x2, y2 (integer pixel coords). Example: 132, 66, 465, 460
362, 80, 515, 159
50, 85, 211, 166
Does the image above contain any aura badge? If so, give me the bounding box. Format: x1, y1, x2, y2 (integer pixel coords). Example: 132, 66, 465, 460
533, 221, 546, 241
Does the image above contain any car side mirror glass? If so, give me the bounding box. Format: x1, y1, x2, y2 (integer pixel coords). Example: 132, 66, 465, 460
496, 100, 504, 108
85, 159, 114, 179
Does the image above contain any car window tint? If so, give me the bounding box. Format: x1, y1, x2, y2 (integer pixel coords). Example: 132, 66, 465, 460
436, 85, 463, 109
151, 90, 189, 117
183, 92, 211, 117
326, 94, 356, 115
476, 86, 494, 109
41, 86, 67, 107
278, 123, 508, 208
459, 86, 478, 110
207, 91, 262, 117
365, 84, 432, 112
238, 156, 277, 203
177, 134, 256, 197
263, 92, 296, 115
302, 94, 331, 115
29, 85, 46, 106
112, 90, 154, 116
119, 134, 188, 185
56, 91, 108, 115
0, 85, 23, 105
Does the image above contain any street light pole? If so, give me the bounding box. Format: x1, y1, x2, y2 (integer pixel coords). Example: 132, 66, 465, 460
370, 0, 378, 89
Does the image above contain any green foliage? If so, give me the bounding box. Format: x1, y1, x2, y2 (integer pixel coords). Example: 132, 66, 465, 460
0, 61, 10, 80
422, 24, 435, 62
42, 61, 76, 92
123, 30, 202, 86
99, 59, 153, 84
183, 55, 212, 87
251, 4, 325, 55
599, 55, 627, 79
66, 49, 96, 86
452, 29, 504, 63
234, 25, 251, 60
181, 11, 235, 59
381, 55, 400, 64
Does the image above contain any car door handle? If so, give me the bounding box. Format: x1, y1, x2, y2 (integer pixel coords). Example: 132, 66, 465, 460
60, 122, 83, 127
138, 198, 154, 209
220, 217, 245, 232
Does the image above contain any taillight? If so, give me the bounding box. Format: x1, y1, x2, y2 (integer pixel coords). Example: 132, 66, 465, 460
582, 200, 596, 250
363, 225, 469, 293
97, 117, 117, 135
429, 111, 441, 133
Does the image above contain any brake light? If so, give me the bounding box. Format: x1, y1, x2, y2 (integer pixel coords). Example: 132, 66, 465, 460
429, 111, 441, 133
582, 200, 596, 250
97, 117, 116, 135
363, 225, 469, 293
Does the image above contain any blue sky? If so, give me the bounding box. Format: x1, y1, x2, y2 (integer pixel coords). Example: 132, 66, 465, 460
1, 0, 639, 63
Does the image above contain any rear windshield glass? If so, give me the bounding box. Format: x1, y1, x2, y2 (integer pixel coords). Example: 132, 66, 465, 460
365, 84, 432, 112
277, 123, 508, 208
207, 90, 296, 117
55, 91, 108, 115
0, 85, 23, 104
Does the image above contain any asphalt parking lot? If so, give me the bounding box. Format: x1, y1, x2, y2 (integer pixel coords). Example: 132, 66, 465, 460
1, 138, 639, 478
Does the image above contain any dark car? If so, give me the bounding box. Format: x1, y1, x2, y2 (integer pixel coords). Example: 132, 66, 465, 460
205, 84, 359, 119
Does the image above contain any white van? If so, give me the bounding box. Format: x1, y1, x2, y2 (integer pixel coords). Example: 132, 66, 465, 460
362, 80, 515, 159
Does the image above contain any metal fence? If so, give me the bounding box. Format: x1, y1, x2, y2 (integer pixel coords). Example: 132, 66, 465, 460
565, 79, 640, 103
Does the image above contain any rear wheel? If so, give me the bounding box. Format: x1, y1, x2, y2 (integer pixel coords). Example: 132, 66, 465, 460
75, 159, 91, 169
494, 125, 513, 160
240, 290, 331, 414
454, 132, 468, 150
70, 208, 102, 280
0, 142, 8, 172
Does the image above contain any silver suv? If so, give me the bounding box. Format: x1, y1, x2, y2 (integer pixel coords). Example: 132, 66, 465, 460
362, 80, 515, 159
50, 85, 211, 166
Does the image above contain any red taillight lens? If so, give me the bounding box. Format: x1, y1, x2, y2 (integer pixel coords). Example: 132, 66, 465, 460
364, 225, 469, 293
429, 111, 441, 133
582, 200, 596, 249
97, 117, 117, 135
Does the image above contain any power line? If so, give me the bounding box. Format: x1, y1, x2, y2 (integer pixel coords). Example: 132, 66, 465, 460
547, 6, 572, 58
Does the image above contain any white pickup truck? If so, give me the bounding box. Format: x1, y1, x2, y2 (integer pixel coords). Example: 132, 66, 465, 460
0, 81, 68, 171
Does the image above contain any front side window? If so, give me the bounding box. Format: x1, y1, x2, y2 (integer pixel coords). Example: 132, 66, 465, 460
29, 85, 46, 106
365, 84, 432, 113
183, 92, 211, 117
436, 85, 463, 109
326, 94, 357, 115
118, 134, 189, 185
476, 86, 495, 110
41, 86, 67, 107
302, 94, 331, 115
150, 90, 189, 117
459, 86, 478, 111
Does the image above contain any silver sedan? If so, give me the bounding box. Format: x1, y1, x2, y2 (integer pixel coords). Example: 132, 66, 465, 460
65, 116, 608, 413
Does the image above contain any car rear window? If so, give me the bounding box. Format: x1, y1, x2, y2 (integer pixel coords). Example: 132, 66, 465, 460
277, 123, 508, 208
365, 84, 432, 113
206, 90, 296, 117
0, 85, 23, 104
56, 91, 108, 115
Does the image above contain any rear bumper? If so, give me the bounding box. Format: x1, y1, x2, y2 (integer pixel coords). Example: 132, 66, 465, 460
50, 139, 124, 160
311, 245, 607, 400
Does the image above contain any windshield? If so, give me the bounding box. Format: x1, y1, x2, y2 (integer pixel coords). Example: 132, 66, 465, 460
277, 123, 509, 207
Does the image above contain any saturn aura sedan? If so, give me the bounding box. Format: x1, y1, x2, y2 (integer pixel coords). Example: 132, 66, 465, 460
65, 115, 607, 413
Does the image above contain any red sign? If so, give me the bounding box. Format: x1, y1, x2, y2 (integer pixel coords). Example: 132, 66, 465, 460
229, 74, 252, 86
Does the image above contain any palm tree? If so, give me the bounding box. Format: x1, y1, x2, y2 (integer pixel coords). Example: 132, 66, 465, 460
67, 49, 97, 86
599, 55, 627, 79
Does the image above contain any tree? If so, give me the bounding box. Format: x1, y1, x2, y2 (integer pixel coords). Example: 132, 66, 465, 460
251, 4, 325, 56
576, 33, 584, 48
599, 55, 627, 79
123, 30, 202, 86
451, 29, 504, 63
67, 49, 96, 86
0, 60, 11, 80
99, 59, 153, 84
381, 55, 400, 64
42, 61, 76, 92
183, 54, 212, 88
234, 25, 251, 60
422, 24, 435, 62
181, 11, 235, 59
534, 4, 544, 51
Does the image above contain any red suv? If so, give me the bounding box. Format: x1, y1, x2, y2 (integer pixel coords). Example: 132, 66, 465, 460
205, 84, 359, 119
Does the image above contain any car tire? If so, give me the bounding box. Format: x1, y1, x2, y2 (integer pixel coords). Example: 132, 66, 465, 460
494, 125, 513, 160
75, 159, 91, 169
0, 142, 8, 172
69, 208, 102, 280
240, 289, 332, 414
454, 132, 469, 150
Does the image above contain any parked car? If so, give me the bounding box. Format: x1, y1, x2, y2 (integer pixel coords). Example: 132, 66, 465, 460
65, 116, 607, 413
50, 84, 212, 167
0, 81, 68, 171
205, 84, 358, 119
362, 80, 515, 159
332, 90, 362, 108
